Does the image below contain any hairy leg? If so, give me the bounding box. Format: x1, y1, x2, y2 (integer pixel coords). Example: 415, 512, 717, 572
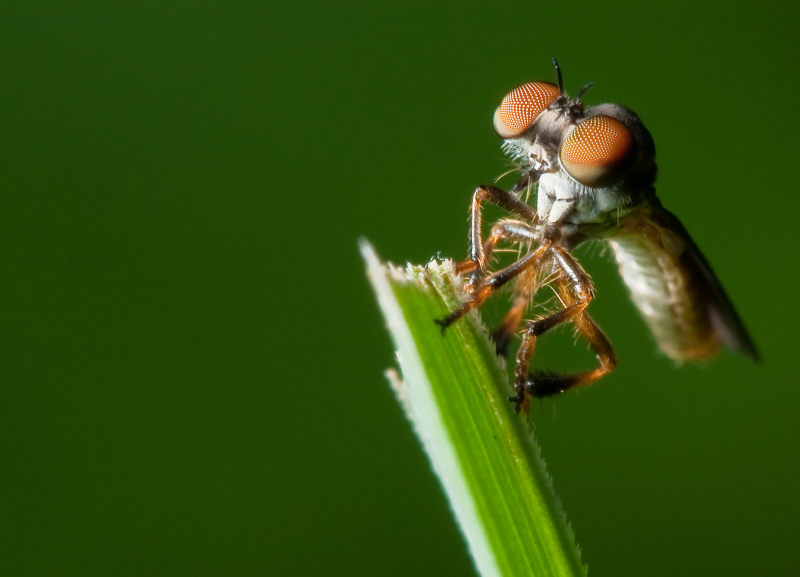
454, 185, 537, 290
436, 239, 551, 332
509, 247, 616, 412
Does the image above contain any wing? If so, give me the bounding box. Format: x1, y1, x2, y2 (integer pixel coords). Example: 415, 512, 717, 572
608, 203, 759, 362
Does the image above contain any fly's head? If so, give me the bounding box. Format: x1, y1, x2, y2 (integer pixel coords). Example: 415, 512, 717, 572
493, 63, 657, 197
493, 80, 578, 175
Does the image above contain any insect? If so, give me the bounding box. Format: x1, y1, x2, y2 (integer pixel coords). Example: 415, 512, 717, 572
435, 60, 759, 413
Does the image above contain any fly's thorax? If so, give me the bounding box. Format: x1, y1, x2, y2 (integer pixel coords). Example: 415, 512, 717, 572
537, 171, 638, 245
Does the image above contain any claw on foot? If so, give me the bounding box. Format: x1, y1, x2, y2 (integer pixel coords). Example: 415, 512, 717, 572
508, 390, 529, 414
433, 318, 449, 334
490, 329, 511, 358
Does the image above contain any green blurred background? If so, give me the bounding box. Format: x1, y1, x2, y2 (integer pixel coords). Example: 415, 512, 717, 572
1, 1, 798, 575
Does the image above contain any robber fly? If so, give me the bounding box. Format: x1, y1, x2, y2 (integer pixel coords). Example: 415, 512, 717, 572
435, 60, 758, 413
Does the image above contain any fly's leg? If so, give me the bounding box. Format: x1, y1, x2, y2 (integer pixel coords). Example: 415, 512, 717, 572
454, 185, 537, 290
438, 223, 563, 333
481, 219, 539, 264
435, 239, 551, 332
509, 247, 616, 412
491, 280, 533, 358
478, 220, 540, 356
509, 301, 590, 413
523, 311, 616, 401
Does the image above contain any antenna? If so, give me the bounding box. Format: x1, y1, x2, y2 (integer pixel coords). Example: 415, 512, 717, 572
576, 82, 594, 100
552, 57, 564, 95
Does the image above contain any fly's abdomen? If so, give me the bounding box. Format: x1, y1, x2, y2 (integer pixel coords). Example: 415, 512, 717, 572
609, 227, 720, 361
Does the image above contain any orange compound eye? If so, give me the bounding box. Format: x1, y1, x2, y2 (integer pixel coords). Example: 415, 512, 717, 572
493, 82, 561, 138
560, 115, 636, 187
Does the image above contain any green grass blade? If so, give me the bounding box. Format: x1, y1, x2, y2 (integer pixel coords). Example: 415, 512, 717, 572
362, 240, 586, 577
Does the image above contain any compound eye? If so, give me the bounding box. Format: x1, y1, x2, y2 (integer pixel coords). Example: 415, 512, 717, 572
560, 115, 636, 187
493, 82, 560, 138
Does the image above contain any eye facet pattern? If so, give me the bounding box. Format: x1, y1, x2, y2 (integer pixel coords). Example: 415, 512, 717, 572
493, 82, 560, 138
560, 115, 636, 187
